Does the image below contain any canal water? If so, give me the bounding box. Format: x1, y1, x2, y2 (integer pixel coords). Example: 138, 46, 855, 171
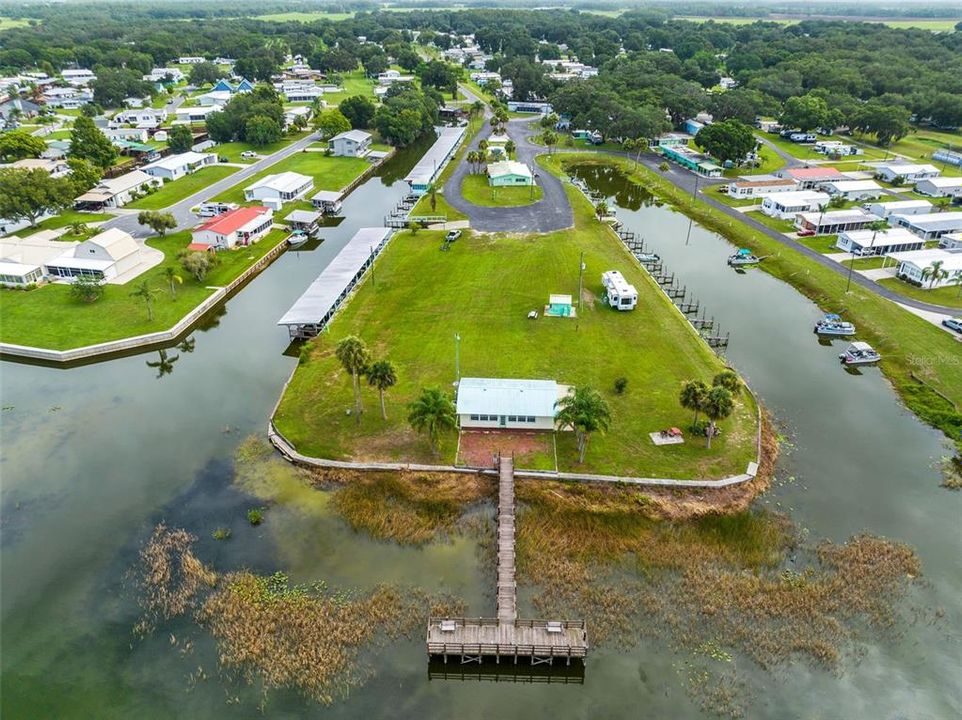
0, 156, 957, 719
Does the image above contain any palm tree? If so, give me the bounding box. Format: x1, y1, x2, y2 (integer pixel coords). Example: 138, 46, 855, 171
712, 370, 741, 395
470, 100, 484, 117
923, 259, 946, 288
594, 200, 609, 220
407, 387, 457, 456
950, 269, 962, 298
466, 150, 479, 173
129, 279, 160, 321
504, 139, 516, 158
335, 335, 370, 422
478, 139, 489, 163
146, 349, 179, 378
163, 266, 182, 298
679, 380, 709, 426
554, 386, 612, 463
69, 221, 88, 237
542, 130, 557, 154
366, 360, 398, 420
703, 386, 735, 449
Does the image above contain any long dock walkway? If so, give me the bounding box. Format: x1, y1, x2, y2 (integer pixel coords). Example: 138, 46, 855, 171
427, 457, 587, 666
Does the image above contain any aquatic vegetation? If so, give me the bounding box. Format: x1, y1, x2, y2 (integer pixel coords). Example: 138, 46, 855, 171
211, 527, 232, 541
134, 524, 465, 705
246, 507, 264, 526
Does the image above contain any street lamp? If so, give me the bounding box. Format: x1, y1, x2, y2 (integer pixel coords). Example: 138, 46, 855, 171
454, 332, 461, 383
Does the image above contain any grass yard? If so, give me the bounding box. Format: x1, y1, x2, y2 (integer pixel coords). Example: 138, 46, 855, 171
747, 210, 797, 234
796, 234, 842, 254
14, 211, 114, 236
127, 166, 239, 210
758, 133, 826, 161
857, 128, 962, 176
726, 146, 785, 177
460, 173, 543, 207
572, 153, 962, 452
254, 11, 354, 22
214, 135, 303, 163
275, 188, 758, 478
708, 187, 760, 209
321, 69, 376, 106
677, 16, 960, 30
0, 16, 30, 29
877, 277, 962, 309
0, 230, 288, 349
212, 153, 369, 205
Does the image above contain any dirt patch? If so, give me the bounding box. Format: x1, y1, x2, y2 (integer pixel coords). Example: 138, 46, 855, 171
457, 429, 555, 469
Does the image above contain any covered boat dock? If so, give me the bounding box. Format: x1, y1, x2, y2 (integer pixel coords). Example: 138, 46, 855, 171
277, 227, 392, 339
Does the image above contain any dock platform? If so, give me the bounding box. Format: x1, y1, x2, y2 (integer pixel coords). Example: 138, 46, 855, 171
428, 456, 587, 667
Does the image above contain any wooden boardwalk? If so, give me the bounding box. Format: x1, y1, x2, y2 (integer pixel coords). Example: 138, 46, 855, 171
427, 456, 588, 666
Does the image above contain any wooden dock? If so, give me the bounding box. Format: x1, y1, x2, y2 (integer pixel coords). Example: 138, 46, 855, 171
427, 457, 588, 667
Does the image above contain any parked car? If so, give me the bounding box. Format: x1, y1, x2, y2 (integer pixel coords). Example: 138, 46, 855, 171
942, 317, 962, 334
796, 229, 816, 237
445, 230, 462, 242
240, 150, 258, 159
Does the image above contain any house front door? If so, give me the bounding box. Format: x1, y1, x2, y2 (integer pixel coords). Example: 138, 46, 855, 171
499, 415, 506, 428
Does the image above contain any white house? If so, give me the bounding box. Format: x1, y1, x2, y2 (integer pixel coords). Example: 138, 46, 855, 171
142, 151, 216, 181
601, 270, 637, 311
43, 86, 93, 109
113, 108, 167, 127
74, 170, 161, 210
330, 129, 372, 158
61, 68, 97, 86
243, 172, 313, 209
727, 175, 797, 198
0, 260, 44, 287
104, 127, 149, 143
178, 56, 206, 64
760, 190, 829, 219
818, 179, 883, 201
174, 106, 220, 123
377, 70, 414, 85
891, 211, 962, 240
283, 105, 312, 129
888, 248, 962, 289
143, 68, 185, 84
487, 160, 534, 186
865, 200, 933, 219
915, 177, 962, 198
456, 377, 560, 431
939, 232, 962, 250
835, 228, 924, 256
873, 162, 940, 184
795, 209, 883, 235
191, 206, 273, 250
7, 158, 70, 178
44, 228, 142, 282
814, 140, 861, 156
197, 90, 232, 107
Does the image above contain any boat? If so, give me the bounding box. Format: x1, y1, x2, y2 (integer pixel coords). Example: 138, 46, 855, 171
839, 341, 881, 366
288, 230, 310, 247
728, 248, 761, 267
635, 251, 660, 263
814, 313, 856, 336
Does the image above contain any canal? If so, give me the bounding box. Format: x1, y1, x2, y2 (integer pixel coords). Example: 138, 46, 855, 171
0, 157, 957, 718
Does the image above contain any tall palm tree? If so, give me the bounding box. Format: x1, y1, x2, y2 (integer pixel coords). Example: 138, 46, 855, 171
542, 130, 557, 154
679, 380, 709, 426
703, 386, 734, 449
923, 259, 946, 288
504, 139, 516, 158
712, 370, 741, 396
335, 335, 370, 423
366, 360, 398, 420
129, 279, 160, 321
555, 386, 612, 463
470, 100, 484, 117
477, 139, 489, 163
163, 266, 182, 298
950, 269, 962, 298
407, 387, 457, 457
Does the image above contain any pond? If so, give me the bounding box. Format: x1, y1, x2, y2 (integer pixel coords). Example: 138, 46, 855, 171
0, 157, 958, 719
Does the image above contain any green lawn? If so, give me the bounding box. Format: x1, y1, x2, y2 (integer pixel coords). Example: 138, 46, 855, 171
567, 153, 962, 452
14, 211, 114, 236
877, 277, 962, 309
708, 186, 759, 209
460, 173, 543, 207
275, 188, 758, 478
725, 146, 785, 177
797, 234, 842, 254
214, 135, 304, 164
0, 230, 288, 349
857, 128, 962, 176
254, 11, 354, 22
758, 133, 826, 161
212, 153, 369, 205
0, 17, 30, 29
321, 69, 376, 106
126, 166, 239, 210
677, 16, 960, 30
746, 210, 797, 234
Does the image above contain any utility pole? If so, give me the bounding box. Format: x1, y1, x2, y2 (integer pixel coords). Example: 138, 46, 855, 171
578, 251, 585, 312
454, 332, 461, 383
369, 245, 375, 287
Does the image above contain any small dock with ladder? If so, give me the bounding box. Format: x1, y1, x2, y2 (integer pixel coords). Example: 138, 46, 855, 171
427, 456, 588, 668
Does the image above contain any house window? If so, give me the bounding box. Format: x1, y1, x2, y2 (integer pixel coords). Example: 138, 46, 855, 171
470, 414, 479, 421
508, 416, 517, 422
527, 416, 535, 423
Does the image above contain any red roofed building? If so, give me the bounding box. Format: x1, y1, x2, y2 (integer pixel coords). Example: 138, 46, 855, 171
191, 206, 273, 250
777, 167, 846, 190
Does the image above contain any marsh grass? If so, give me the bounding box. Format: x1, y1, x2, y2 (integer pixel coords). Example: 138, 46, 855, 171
134, 525, 466, 705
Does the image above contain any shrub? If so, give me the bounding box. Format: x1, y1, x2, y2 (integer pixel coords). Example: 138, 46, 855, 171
659, 161, 670, 171
247, 507, 265, 526
613, 377, 628, 394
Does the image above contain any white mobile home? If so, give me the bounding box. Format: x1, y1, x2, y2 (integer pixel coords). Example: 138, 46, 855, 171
889, 248, 962, 289
873, 162, 940, 183
726, 176, 797, 198
795, 209, 883, 235
939, 232, 962, 250
243, 171, 313, 209
760, 190, 829, 219
456, 377, 560, 431
142, 151, 216, 181
74, 170, 161, 210
835, 228, 924, 256
891, 211, 962, 240
865, 200, 933, 219
818, 179, 883, 201
915, 177, 962, 198
330, 129, 372, 158
601, 270, 638, 311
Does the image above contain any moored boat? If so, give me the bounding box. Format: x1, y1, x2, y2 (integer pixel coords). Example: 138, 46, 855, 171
728, 248, 761, 267
839, 341, 881, 365
815, 313, 856, 336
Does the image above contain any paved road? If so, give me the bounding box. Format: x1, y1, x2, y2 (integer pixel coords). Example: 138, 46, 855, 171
104, 130, 320, 238
444, 100, 573, 232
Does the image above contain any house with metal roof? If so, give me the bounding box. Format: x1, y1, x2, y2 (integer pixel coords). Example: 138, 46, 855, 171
243, 172, 313, 209
727, 175, 797, 198
456, 377, 561, 431
915, 177, 962, 198
760, 190, 829, 219
891, 211, 962, 239
191, 206, 273, 250
836, 228, 924, 256
74, 170, 161, 210
777, 166, 845, 189
888, 248, 962, 289
44, 228, 143, 282
865, 200, 933, 219
872, 162, 940, 184
330, 129, 372, 157
405, 125, 466, 195
487, 160, 534, 186
142, 151, 216, 181
818, 179, 883, 201
794, 209, 883, 235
